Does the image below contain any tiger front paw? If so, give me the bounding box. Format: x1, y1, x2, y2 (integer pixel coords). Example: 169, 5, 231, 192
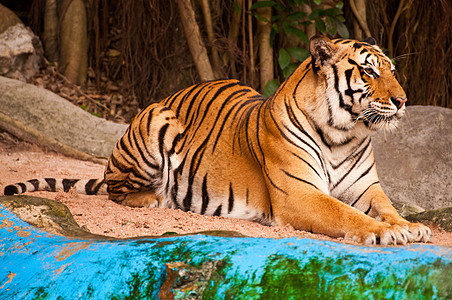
379, 215, 432, 243
345, 224, 411, 246
404, 222, 432, 243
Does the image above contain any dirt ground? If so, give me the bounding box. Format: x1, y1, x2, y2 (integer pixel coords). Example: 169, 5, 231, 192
0, 133, 451, 247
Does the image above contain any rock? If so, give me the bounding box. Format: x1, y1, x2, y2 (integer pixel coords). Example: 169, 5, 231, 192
373, 106, 452, 210
0, 75, 127, 160
0, 195, 102, 238
0, 24, 43, 81
392, 201, 426, 217
406, 207, 452, 232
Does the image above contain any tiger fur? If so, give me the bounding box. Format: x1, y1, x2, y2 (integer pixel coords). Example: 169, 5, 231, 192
4, 35, 431, 245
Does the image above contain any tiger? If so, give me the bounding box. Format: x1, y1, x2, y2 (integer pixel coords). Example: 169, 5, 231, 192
4, 35, 431, 245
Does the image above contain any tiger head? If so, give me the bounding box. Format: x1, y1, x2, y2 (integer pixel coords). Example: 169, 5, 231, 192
309, 35, 406, 132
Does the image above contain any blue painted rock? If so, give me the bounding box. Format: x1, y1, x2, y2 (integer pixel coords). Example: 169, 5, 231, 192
1, 197, 451, 299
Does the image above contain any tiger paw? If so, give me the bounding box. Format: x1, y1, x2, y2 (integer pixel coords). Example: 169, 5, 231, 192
404, 222, 432, 243
379, 216, 432, 243
345, 225, 410, 246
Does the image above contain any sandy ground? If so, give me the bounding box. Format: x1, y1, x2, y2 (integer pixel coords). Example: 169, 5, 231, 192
1, 134, 451, 246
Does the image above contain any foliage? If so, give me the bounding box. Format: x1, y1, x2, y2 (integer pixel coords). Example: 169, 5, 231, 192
251, 0, 349, 97
21, 0, 451, 117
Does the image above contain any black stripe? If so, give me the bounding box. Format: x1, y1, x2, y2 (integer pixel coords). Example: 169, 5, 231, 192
201, 174, 209, 215
292, 68, 310, 100
228, 183, 234, 213
85, 179, 105, 195
282, 169, 320, 191
62, 179, 79, 192
170, 157, 184, 210
18, 183, 27, 193
331, 138, 370, 170
4, 185, 19, 195
45, 178, 56, 191
158, 124, 170, 171
284, 98, 325, 161
348, 59, 365, 78
212, 90, 251, 152
353, 42, 364, 49
350, 162, 376, 188
145, 107, 156, 135
174, 83, 205, 118
183, 166, 196, 212
163, 84, 194, 108
331, 142, 371, 190
291, 151, 323, 181
169, 133, 181, 155
351, 182, 379, 207
181, 85, 206, 122
333, 38, 345, 44
118, 134, 140, 168
213, 205, 222, 216
332, 65, 353, 114
180, 81, 223, 122
28, 179, 40, 191
132, 127, 159, 171
263, 162, 288, 195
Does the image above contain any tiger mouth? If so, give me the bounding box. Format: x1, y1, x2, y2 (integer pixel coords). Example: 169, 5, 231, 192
354, 106, 402, 130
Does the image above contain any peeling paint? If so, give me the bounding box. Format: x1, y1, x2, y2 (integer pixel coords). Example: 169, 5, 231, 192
0, 219, 14, 229
55, 242, 92, 261
0, 272, 16, 289
0, 204, 451, 299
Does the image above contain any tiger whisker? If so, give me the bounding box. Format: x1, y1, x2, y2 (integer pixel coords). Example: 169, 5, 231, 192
393, 52, 420, 62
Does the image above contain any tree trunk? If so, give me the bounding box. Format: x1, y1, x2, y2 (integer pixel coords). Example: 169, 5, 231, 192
225, 0, 242, 79
256, 0, 273, 91
352, 0, 367, 40
176, 0, 215, 82
0, 4, 22, 34
350, 0, 371, 39
43, 0, 59, 62
198, 0, 223, 78
58, 0, 88, 86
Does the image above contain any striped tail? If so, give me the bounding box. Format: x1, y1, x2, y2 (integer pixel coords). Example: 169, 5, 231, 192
3, 178, 107, 196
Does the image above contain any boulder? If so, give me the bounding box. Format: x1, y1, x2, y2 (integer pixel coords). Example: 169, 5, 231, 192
0, 195, 103, 238
373, 106, 452, 210
0, 76, 127, 162
0, 24, 43, 81
406, 207, 452, 232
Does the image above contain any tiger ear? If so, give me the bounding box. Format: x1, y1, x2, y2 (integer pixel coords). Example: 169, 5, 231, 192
363, 37, 376, 45
309, 35, 337, 66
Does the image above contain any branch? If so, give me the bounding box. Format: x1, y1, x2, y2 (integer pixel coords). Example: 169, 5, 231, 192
198, 0, 223, 78
388, 0, 409, 58
349, 0, 371, 38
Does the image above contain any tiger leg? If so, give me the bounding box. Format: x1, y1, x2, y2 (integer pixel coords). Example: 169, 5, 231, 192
362, 184, 432, 243
271, 185, 414, 245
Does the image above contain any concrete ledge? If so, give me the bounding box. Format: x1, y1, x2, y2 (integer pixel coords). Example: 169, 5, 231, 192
1, 203, 451, 299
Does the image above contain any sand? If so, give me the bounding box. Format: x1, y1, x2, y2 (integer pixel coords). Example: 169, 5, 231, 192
1, 134, 450, 246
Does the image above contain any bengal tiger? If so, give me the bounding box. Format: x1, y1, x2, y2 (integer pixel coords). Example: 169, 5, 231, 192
4, 35, 431, 245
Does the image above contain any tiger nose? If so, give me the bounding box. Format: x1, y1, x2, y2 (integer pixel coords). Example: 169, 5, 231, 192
390, 97, 407, 109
